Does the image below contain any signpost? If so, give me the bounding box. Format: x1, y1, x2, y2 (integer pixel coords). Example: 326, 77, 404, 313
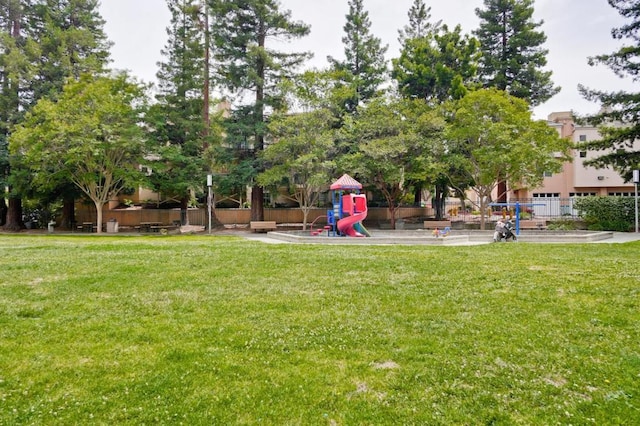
207, 174, 212, 235
634, 170, 639, 233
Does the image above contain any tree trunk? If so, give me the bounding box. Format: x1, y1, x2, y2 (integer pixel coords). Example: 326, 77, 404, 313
0, 197, 7, 226
180, 196, 190, 226
202, 0, 210, 143
302, 208, 309, 231
434, 180, 448, 220
60, 196, 76, 229
497, 179, 507, 204
3, 197, 23, 231
94, 201, 104, 234
1, 8, 23, 233
389, 205, 397, 229
434, 190, 445, 220
479, 196, 488, 230
251, 22, 266, 223
251, 186, 264, 222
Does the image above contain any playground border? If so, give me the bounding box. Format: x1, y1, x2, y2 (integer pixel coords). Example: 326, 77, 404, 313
254, 230, 616, 245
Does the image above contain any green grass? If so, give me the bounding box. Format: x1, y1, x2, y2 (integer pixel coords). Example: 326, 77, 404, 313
0, 234, 639, 425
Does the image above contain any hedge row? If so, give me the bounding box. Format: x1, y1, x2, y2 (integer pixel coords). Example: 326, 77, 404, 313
573, 196, 636, 232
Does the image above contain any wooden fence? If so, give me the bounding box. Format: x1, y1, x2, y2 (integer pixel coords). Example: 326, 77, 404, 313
74, 206, 436, 227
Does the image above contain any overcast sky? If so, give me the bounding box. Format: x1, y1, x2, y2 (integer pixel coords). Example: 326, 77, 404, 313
99, 0, 636, 121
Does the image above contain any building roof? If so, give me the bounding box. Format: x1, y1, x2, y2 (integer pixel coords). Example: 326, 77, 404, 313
330, 174, 362, 190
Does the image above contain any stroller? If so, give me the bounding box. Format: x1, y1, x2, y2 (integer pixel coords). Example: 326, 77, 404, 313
493, 219, 517, 242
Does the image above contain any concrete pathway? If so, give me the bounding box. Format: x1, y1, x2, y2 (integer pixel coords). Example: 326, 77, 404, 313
592, 232, 640, 243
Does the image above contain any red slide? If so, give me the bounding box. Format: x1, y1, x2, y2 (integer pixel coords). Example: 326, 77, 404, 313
337, 194, 368, 237
337, 212, 366, 237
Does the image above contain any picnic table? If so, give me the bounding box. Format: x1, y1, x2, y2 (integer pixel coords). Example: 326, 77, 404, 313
140, 222, 162, 232
80, 222, 94, 233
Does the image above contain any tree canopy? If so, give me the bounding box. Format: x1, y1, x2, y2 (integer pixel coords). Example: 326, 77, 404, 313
259, 108, 337, 229
0, 0, 110, 230
2, 0, 631, 234
578, 0, 640, 180
474, 0, 559, 107
10, 74, 147, 233
397, 0, 441, 44
342, 95, 445, 228
146, 0, 213, 217
329, 0, 388, 114
446, 88, 572, 229
210, 0, 310, 221
393, 24, 480, 103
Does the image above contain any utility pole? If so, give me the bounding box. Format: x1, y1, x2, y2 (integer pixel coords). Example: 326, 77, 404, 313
634, 170, 639, 233
207, 174, 212, 235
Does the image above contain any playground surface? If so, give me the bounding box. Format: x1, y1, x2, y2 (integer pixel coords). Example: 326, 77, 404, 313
242, 229, 640, 245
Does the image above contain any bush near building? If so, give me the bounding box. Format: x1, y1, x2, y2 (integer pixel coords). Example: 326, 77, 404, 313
574, 196, 635, 231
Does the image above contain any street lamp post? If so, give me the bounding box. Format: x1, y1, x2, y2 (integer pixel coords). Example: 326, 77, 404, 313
634, 170, 639, 233
207, 174, 212, 235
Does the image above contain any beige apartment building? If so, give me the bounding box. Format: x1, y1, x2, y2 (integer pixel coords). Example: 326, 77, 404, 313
507, 111, 638, 216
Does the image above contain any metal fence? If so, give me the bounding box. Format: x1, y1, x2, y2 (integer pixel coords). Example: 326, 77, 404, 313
442, 197, 581, 221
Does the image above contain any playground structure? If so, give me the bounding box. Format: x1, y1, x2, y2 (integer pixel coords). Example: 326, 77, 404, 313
432, 227, 451, 238
312, 174, 371, 237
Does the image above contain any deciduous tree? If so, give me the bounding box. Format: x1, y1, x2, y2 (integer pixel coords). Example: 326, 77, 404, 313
474, 0, 559, 204
259, 108, 337, 230
343, 95, 445, 229
11, 74, 147, 233
446, 89, 572, 229
0, 0, 110, 230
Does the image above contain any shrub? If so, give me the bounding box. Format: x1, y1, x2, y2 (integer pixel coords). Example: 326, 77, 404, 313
547, 218, 579, 231
573, 196, 634, 231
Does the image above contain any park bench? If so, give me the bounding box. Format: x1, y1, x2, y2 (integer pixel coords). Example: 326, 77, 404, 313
518, 220, 547, 230
77, 222, 94, 232
423, 220, 452, 230
250, 221, 277, 232
148, 223, 181, 233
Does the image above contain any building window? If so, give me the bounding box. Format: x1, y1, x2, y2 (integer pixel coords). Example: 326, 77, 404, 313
608, 192, 633, 197
533, 193, 560, 198
579, 135, 587, 142
543, 171, 553, 177
570, 192, 596, 197
579, 151, 587, 158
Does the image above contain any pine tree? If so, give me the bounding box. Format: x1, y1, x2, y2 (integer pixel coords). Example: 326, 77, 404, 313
474, 0, 558, 205
397, 0, 440, 43
393, 24, 480, 103
578, 0, 640, 180
210, 0, 310, 221
147, 0, 212, 224
29, 0, 111, 101
328, 0, 388, 114
0, 0, 32, 229
393, 3, 479, 214
474, 0, 559, 107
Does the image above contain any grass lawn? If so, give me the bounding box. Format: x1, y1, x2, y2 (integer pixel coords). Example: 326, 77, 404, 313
0, 234, 638, 425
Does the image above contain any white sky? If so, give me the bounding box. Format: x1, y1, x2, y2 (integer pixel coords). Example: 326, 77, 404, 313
99, 0, 637, 120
